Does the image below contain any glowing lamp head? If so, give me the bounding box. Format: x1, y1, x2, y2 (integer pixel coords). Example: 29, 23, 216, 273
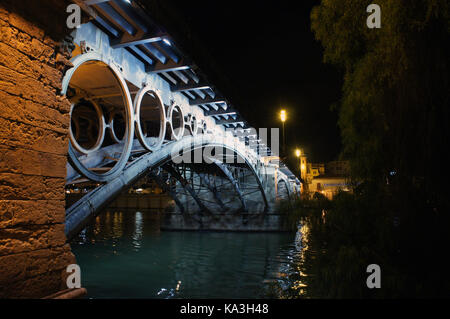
280, 110, 286, 122
295, 149, 301, 157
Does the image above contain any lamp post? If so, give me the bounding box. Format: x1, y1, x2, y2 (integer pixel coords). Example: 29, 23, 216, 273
280, 110, 287, 156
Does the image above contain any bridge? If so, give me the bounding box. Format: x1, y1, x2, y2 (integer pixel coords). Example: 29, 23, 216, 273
0, 0, 299, 298
63, 1, 300, 239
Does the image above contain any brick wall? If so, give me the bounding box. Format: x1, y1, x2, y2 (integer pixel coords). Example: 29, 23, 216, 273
0, 0, 76, 298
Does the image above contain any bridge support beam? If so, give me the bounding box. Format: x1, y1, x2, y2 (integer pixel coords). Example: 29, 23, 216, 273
163, 163, 213, 218
197, 172, 227, 212
148, 169, 186, 214
209, 159, 248, 212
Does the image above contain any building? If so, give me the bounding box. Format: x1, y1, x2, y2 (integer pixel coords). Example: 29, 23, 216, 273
307, 163, 325, 179
298, 155, 351, 199
309, 176, 351, 199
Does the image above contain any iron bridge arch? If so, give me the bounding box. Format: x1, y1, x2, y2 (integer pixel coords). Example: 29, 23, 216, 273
62, 49, 274, 240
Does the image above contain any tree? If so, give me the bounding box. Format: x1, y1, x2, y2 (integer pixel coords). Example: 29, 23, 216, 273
307, 0, 450, 297
311, 0, 450, 199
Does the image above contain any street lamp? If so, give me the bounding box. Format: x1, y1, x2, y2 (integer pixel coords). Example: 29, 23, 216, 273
280, 110, 287, 122
280, 110, 287, 156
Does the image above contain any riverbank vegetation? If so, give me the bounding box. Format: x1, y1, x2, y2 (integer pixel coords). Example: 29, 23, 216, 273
277, 1, 450, 298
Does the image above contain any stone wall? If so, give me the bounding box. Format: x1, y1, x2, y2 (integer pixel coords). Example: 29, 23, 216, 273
0, 0, 75, 298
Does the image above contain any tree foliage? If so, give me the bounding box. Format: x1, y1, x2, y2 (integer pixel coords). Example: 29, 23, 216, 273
311, 0, 450, 198
276, 0, 450, 298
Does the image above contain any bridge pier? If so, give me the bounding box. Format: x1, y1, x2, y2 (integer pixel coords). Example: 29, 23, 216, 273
0, 1, 76, 298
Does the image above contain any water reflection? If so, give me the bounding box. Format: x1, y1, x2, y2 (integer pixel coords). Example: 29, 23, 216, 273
265, 222, 316, 298
70, 210, 298, 299
290, 224, 310, 297
132, 212, 143, 251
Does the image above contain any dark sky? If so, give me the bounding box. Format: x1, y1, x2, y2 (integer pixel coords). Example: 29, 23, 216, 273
168, 0, 343, 167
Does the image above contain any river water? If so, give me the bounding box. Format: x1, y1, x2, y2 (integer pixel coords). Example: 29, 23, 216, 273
70, 210, 302, 299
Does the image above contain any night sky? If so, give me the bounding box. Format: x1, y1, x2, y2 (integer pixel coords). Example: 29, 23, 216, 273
167, 1, 343, 166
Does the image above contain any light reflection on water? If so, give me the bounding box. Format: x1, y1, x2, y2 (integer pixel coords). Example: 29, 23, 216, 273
70, 210, 301, 299
132, 211, 143, 251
